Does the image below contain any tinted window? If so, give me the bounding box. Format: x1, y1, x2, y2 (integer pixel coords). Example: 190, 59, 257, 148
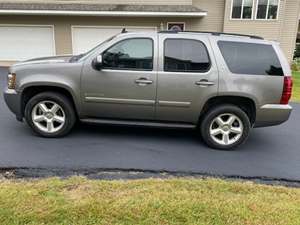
164, 39, 210, 72
102, 38, 153, 70
218, 41, 283, 76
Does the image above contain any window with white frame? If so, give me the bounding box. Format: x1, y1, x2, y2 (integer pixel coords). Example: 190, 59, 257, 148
256, 0, 279, 20
231, 0, 254, 19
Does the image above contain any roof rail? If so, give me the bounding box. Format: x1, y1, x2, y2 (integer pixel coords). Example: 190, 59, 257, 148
158, 30, 264, 40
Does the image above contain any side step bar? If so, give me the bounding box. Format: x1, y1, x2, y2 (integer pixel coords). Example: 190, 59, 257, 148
80, 118, 196, 129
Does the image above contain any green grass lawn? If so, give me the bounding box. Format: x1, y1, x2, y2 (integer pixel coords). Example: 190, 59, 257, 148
0, 177, 300, 225
292, 71, 300, 102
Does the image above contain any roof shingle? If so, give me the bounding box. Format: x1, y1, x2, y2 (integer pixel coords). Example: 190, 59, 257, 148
0, 2, 206, 13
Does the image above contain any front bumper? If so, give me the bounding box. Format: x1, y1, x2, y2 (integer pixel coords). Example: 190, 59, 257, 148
254, 104, 292, 128
3, 88, 23, 121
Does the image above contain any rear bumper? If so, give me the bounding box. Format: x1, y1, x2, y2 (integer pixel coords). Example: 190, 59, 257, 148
254, 104, 292, 128
3, 88, 23, 121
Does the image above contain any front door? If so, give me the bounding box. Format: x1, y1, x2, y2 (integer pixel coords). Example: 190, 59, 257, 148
156, 34, 219, 123
81, 35, 157, 120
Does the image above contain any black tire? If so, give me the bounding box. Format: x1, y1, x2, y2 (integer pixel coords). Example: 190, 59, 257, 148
200, 104, 251, 150
24, 92, 76, 138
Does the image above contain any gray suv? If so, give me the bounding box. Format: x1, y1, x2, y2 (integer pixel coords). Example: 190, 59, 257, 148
3, 31, 293, 150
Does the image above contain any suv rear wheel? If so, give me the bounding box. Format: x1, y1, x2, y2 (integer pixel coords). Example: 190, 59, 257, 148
25, 92, 76, 137
200, 104, 251, 150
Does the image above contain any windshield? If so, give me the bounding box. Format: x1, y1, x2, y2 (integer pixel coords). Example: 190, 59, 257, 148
70, 34, 118, 62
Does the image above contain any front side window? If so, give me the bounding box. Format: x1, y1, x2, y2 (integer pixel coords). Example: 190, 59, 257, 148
164, 39, 210, 72
231, 0, 254, 19
218, 41, 283, 76
256, 0, 279, 20
102, 38, 153, 70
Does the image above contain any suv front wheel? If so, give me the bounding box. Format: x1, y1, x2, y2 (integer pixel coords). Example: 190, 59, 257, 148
200, 104, 251, 150
25, 92, 76, 138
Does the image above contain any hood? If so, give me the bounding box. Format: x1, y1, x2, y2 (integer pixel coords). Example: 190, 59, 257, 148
13, 55, 73, 67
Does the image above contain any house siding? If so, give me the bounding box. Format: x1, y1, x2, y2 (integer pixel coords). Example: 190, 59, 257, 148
223, 0, 300, 62
191, 0, 225, 32
278, 0, 300, 63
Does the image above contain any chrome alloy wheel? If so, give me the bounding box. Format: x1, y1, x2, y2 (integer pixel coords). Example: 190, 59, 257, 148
209, 113, 244, 146
31, 101, 65, 134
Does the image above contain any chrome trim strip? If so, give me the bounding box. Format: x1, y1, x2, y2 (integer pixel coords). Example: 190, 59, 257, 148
260, 104, 292, 110
158, 100, 191, 108
85, 97, 155, 106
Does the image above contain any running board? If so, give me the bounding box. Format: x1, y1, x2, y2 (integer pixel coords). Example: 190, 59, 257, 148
80, 118, 196, 129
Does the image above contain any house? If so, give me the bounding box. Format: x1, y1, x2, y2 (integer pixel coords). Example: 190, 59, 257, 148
0, 0, 299, 66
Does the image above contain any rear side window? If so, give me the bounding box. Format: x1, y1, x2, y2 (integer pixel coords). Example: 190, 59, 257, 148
164, 39, 210, 72
218, 41, 283, 76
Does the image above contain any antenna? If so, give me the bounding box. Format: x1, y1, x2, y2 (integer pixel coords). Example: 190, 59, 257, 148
121, 28, 127, 33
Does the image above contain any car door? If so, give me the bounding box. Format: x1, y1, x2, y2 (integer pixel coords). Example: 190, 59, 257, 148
81, 34, 157, 120
156, 33, 219, 123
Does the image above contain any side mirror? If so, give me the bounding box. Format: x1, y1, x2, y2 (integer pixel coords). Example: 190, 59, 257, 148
92, 55, 103, 70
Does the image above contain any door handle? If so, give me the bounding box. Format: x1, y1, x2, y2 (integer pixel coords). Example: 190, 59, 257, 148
195, 79, 215, 87
135, 78, 153, 86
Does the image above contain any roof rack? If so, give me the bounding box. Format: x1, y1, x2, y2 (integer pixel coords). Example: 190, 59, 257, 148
158, 30, 264, 40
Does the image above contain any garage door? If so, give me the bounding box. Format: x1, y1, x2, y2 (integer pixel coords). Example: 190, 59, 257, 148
0, 25, 55, 61
72, 26, 157, 55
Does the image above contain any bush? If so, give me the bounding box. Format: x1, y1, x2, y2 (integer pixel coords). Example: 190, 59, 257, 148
294, 44, 300, 59
291, 61, 299, 71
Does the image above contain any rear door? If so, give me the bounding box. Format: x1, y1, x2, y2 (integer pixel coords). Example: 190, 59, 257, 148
155, 33, 219, 123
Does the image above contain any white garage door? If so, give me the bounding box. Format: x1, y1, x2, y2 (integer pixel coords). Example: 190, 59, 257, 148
72, 26, 157, 55
0, 25, 55, 61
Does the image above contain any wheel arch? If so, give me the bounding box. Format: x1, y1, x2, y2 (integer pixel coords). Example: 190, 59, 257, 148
199, 96, 257, 126
21, 84, 79, 119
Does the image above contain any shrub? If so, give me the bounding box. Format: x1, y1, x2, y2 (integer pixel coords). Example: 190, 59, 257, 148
291, 61, 299, 71
294, 43, 300, 59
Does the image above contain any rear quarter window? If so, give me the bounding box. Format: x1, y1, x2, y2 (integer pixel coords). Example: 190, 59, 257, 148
218, 41, 284, 76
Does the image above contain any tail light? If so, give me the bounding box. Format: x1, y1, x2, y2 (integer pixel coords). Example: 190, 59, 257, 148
280, 76, 293, 104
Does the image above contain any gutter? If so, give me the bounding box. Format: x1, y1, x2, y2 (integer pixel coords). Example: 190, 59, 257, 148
0, 9, 207, 17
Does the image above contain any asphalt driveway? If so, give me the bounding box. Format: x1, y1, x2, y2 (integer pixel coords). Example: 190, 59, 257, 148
1, 67, 300, 181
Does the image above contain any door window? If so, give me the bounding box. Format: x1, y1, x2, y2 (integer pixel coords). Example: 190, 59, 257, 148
102, 38, 153, 70
164, 39, 210, 73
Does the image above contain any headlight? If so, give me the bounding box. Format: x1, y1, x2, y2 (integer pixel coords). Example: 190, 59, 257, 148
7, 73, 16, 89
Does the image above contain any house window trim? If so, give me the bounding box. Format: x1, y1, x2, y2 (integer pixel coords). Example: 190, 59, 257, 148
230, 0, 255, 20
255, 0, 280, 21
